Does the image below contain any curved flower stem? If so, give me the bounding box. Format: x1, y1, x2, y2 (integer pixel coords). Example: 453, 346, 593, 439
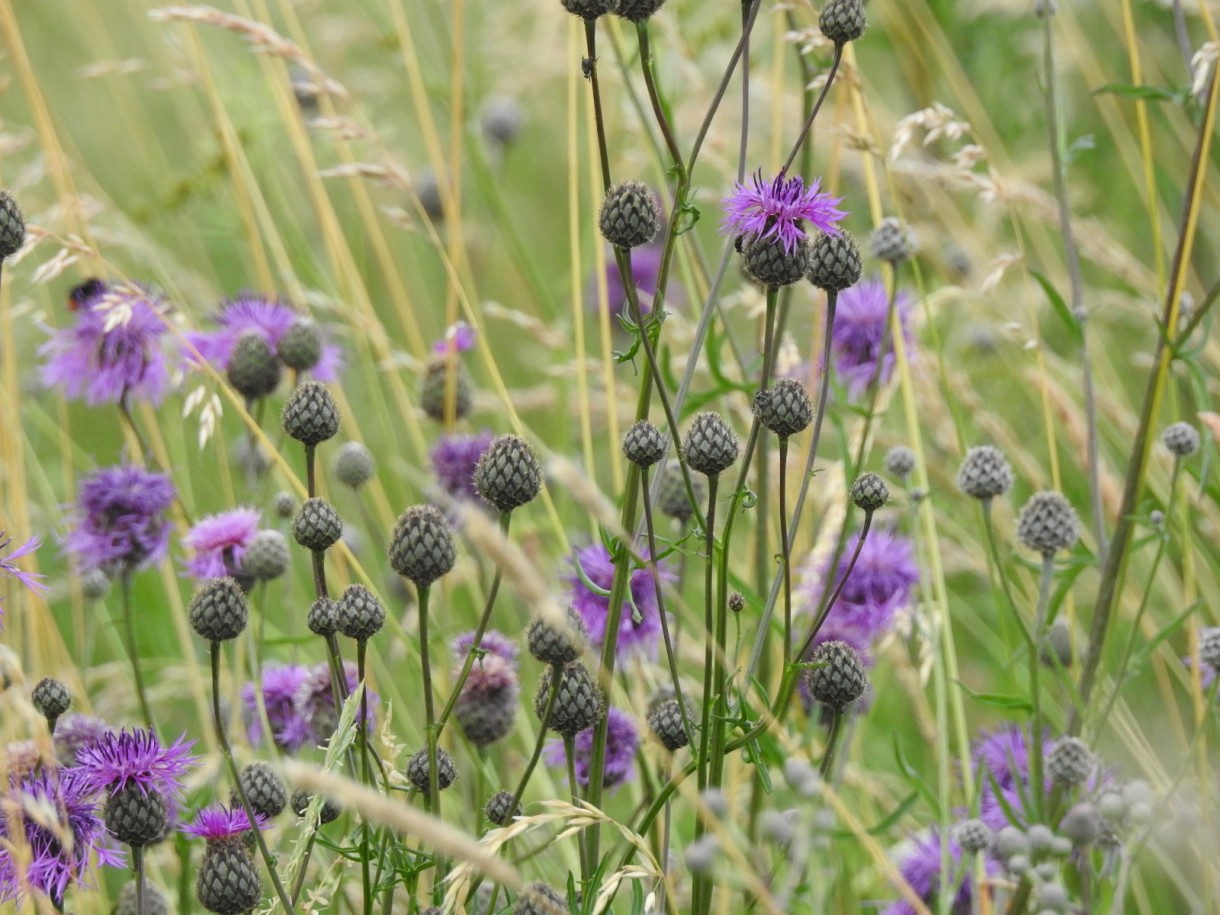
209, 641, 296, 914
640, 466, 696, 749
1028, 554, 1056, 822
635, 23, 684, 180
778, 436, 792, 667
434, 511, 511, 739
120, 571, 155, 730
818, 709, 845, 779
289, 829, 319, 904
507, 665, 564, 818
780, 43, 844, 175
796, 510, 874, 665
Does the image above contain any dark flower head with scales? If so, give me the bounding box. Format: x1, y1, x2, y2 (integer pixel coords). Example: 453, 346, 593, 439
721, 170, 846, 255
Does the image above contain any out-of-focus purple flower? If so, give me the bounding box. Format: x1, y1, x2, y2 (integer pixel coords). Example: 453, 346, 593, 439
294, 661, 378, 744
181, 508, 261, 580
452, 629, 518, 667
53, 714, 113, 767
881, 830, 989, 915
800, 526, 919, 653
568, 543, 671, 660
598, 243, 665, 317
181, 805, 267, 841
453, 651, 519, 748
721, 170, 846, 254
75, 728, 197, 800
543, 707, 638, 790
1, 532, 47, 625
64, 466, 176, 575
0, 767, 123, 907
430, 431, 494, 501
188, 294, 342, 382
1183, 654, 1216, 689
972, 725, 1050, 831
830, 278, 914, 400
242, 665, 312, 753
432, 321, 476, 356
39, 279, 180, 406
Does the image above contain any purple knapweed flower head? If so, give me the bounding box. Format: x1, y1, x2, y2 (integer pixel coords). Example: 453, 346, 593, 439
294, 661, 378, 744
181, 804, 267, 841
972, 725, 1039, 794
451, 629, 519, 667
53, 714, 113, 767
181, 507, 261, 580
0, 532, 48, 626
595, 242, 674, 318
75, 728, 197, 799
64, 466, 176, 575
830, 277, 914, 400
543, 707, 639, 791
567, 543, 672, 660
433, 321, 476, 356
881, 830, 991, 915
721, 170, 846, 255
188, 293, 342, 382
800, 526, 918, 647
242, 665, 312, 753
39, 279, 180, 406
0, 767, 124, 907
430, 431, 494, 502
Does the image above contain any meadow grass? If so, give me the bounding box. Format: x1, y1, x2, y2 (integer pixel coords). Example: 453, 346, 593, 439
1, 0, 1219, 913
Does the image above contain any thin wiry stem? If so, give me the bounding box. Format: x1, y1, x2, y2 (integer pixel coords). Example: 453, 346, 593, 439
780, 45, 844, 175
797, 510, 875, 665
358, 639, 373, 915
818, 709, 845, 779
120, 571, 155, 730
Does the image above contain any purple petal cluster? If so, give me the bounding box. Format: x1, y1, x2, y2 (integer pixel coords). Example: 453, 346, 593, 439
0, 532, 48, 625
543, 707, 639, 791
830, 277, 915, 400
64, 466, 176, 575
596, 242, 667, 317
567, 543, 672, 660
0, 767, 123, 907
800, 526, 919, 656
188, 293, 342, 381
721, 170, 846, 254
53, 714, 113, 767
881, 830, 991, 915
433, 321, 476, 356
452, 629, 519, 666
75, 728, 198, 799
181, 507, 261, 579
39, 279, 180, 405
242, 661, 379, 753
181, 804, 267, 841
430, 431, 494, 501
972, 725, 1050, 831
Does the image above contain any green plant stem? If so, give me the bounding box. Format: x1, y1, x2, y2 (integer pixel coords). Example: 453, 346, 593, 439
1070, 65, 1218, 737
564, 733, 589, 882
778, 436, 792, 667
209, 642, 296, 914
692, 473, 720, 915
508, 665, 564, 817
120, 571, 155, 730
290, 829, 319, 904
434, 511, 511, 739
1028, 555, 1056, 822
304, 443, 317, 498
636, 23, 684, 181
416, 584, 440, 814
358, 639, 373, 915
780, 44, 843, 174
818, 709, 845, 779
134, 846, 145, 915
796, 511, 874, 665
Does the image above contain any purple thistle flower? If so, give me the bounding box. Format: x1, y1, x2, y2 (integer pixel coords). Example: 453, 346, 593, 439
568, 543, 672, 660
242, 665, 312, 753
430, 431, 494, 501
543, 707, 639, 791
721, 170, 846, 255
63, 466, 176, 575
1, 532, 48, 626
294, 661, 378, 744
188, 293, 342, 382
39, 280, 180, 406
74, 728, 197, 799
433, 321, 476, 356
0, 767, 124, 907
972, 725, 1040, 793
800, 526, 919, 647
53, 714, 113, 767
181, 507, 261, 580
181, 804, 267, 841
451, 629, 519, 667
829, 277, 914, 400
881, 830, 991, 915
595, 242, 670, 317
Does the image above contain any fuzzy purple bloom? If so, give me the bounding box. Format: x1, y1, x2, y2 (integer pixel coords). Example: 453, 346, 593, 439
181, 507, 261, 580
830, 277, 915, 399
64, 466, 176, 575
53, 714, 113, 767
433, 321, 476, 356
39, 280, 180, 406
544, 707, 639, 790
242, 665, 313, 753
881, 830, 991, 915
972, 725, 1052, 831
721, 170, 846, 254
430, 431, 494, 501
800, 526, 919, 651
568, 543, 671, 660
75, 728, 197, 799
597, 242, 667, 317
452, 629, 519, 667
0, 767, 124, 907
181, 805, 267, 841
294, 661, 378, 744
0, 532, 48, 625
188, 293, 342, 381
